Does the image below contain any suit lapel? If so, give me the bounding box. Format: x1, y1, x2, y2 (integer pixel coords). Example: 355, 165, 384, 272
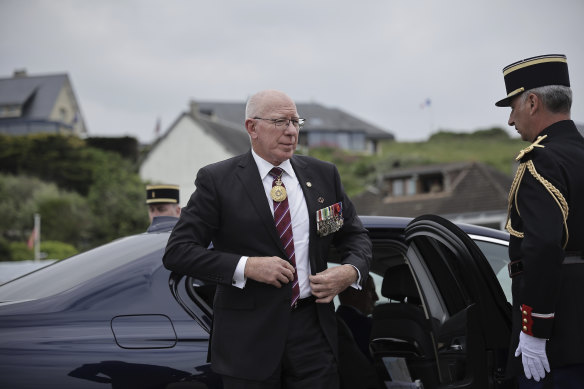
236, 152, 285, 254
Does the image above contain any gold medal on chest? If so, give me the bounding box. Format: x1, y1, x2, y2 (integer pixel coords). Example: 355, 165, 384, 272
270, 176, 287, 202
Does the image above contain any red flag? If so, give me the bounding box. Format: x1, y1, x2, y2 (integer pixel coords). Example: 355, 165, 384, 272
27, 228, 36, 250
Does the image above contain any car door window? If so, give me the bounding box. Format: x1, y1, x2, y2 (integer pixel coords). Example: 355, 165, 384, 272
471, 238, 512, 304
411, 235, 470, 318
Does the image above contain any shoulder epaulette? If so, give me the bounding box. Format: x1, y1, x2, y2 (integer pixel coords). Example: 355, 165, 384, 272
515, 135, 547, 161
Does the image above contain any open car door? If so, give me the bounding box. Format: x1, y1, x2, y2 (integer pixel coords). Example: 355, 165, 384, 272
370, 215, 513, 389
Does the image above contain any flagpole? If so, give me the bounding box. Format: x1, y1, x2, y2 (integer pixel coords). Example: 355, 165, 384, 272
34, 213, 40, 262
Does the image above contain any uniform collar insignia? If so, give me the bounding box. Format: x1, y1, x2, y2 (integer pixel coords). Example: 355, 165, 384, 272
515, 135, 548, 161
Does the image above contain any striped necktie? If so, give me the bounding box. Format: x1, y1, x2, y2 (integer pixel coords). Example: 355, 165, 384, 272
269, 167, 300, 307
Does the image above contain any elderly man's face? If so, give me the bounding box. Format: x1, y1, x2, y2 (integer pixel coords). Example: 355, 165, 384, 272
247, 93, 299, 166
508, 94, 536, 142
148, 203, 180, 222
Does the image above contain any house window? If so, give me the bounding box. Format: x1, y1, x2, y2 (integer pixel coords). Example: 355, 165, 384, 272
392, 179, 404, 196
307, 131, 366, 151
420, 174, 444, 193
406, 177, 416, 195
0, 104, 22, 118
391, 177, 416, 197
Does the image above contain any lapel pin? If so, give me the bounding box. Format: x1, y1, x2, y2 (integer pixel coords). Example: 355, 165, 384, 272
318, 197, 324, 203
306, 181, 312, 188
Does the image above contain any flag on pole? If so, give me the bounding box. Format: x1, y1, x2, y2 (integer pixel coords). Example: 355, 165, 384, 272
420, 98, 432, 109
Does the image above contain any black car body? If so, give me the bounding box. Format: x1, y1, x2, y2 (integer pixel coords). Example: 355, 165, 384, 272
0, 215, 513, 388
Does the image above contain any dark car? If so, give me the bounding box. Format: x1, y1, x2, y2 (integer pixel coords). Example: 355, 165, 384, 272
0, 215, 513, 389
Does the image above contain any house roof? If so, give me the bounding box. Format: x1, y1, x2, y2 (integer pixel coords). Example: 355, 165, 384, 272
147, 109, 250, 158
195, 113, 250, 155
0, 73, 70, 120
352, 161, 512, 218
196, 101, 394, 140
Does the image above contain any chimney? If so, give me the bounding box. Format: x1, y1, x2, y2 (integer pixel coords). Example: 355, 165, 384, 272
189, 100, 199, 118
13, 68, 27, 78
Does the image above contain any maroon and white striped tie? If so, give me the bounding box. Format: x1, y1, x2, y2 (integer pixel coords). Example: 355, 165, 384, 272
269, 167, 300, 307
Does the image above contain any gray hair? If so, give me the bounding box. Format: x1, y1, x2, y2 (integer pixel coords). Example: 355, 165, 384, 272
245, 90, 271, 119
245, 94, 259, 119
245, 90, 294, 120
520, 85, 572, 114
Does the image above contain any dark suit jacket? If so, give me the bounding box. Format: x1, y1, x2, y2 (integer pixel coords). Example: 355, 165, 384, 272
163, 151, 372, 380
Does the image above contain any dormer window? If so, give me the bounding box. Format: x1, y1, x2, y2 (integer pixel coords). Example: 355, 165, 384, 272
388, 172, 445, 198
0, 104, 22, 118
420, 173, 444, 194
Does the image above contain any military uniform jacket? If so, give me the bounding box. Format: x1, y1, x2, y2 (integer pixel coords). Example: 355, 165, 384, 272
506, 120, 584, 371
163, 151, 372, 380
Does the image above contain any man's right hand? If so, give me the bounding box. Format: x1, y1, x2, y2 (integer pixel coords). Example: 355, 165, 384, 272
515, 331, 550, 381
244, 256, 295, 288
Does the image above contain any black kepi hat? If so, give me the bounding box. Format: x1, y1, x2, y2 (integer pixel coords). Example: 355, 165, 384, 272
495, 54, 570, 107
146, 184, 180, 204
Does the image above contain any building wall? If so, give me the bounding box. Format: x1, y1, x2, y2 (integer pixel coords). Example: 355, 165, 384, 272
139, 115, 238, 207
48, 80, 86, 136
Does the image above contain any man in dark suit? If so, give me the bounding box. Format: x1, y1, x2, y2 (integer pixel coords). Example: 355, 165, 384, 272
163, 90, 372, 388
496, 54, 584, 388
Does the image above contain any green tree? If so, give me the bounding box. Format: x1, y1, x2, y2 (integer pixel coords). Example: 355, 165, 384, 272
0, 134, 148, 251
0, 174, 94, 250
87, 154, 147, 245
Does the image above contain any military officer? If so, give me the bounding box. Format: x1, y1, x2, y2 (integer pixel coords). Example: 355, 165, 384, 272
146, 184, 181, 223
496, 54, 584, 388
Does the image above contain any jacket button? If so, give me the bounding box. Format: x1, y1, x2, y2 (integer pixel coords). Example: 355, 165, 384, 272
523, 326, 528, 332
523, 318, 527, 323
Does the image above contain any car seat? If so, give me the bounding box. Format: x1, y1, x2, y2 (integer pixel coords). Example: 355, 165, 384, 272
369, 263, 439, 387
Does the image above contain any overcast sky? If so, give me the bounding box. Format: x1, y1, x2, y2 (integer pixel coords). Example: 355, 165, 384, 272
1, 0, 583, 143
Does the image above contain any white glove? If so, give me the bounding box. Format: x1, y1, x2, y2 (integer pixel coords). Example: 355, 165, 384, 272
514, 331, 550, 381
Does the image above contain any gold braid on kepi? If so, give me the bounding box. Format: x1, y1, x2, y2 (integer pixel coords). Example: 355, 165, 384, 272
506, 135, 570, 248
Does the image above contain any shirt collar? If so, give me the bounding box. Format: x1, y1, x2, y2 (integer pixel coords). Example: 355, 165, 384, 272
251, 149, 296, 181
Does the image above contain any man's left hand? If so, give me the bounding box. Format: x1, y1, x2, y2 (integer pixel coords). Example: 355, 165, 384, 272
309, 265, 358, 303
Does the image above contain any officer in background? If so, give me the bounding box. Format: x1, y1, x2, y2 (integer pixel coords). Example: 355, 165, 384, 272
496, 54, 584, 388
146, 184, 181, 232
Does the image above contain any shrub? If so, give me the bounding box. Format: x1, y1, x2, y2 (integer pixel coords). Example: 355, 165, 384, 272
8, 240, 77, 261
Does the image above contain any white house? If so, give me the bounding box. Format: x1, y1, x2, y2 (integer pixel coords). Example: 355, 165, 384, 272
139, 101, 250, 207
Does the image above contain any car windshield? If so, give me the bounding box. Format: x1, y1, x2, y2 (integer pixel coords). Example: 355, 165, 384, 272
0, 232, 170, 302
